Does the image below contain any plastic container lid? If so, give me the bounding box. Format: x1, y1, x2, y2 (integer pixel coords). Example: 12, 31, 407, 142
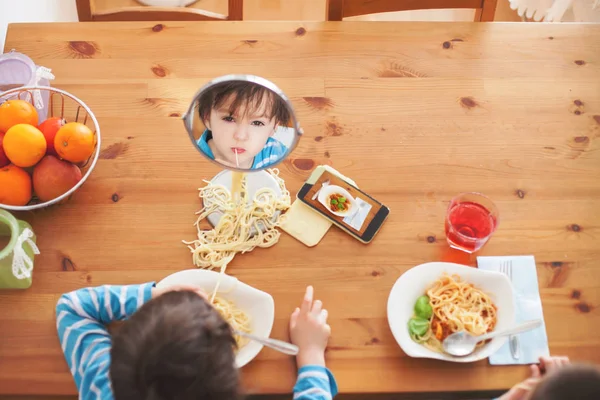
0, 50, 37, 91
0, 50, 54, 123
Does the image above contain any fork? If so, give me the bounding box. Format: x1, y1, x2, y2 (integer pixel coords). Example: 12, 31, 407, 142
311, 179, 330, 201
500, 260, 520, 360
235, 330, 299, 356
348, 200, 367, 227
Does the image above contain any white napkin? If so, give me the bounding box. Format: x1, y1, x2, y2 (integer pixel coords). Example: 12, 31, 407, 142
343, 197, 371, 231
477, 255, 550, 365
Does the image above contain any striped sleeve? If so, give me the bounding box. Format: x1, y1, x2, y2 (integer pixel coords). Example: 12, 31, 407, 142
56, 283, 154, 398
253, 138, 288, 169
293, 365, 338, 400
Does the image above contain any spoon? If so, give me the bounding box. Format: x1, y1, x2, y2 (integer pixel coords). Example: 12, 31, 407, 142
442, 319, 542, 357
235, 330, 299, 356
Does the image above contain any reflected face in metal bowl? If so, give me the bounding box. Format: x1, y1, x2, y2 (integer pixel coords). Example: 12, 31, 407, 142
183, 74, 303, 172
204, 92, 279, 169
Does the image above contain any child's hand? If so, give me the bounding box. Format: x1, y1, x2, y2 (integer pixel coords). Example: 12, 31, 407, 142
151, 284, 207, 300
289, 286, 331, 368
499, 356, 571, 400
537, 355, 570, 375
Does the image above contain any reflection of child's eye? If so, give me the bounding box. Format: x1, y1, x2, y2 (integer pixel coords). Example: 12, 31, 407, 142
251, 121, 265, 127
222, 116, 235, 122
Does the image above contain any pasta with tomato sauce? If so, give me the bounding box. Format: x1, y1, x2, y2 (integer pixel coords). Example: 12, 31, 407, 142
408, 274, 497, 353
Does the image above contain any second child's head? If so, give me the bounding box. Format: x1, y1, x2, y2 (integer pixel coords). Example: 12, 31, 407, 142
529, 364, 600, 400
198, 81, 290, 168
110, 290, 240, 400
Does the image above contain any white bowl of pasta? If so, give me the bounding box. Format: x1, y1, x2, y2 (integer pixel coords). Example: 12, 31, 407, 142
387, 262, 516, 363
156, 269, 275, 368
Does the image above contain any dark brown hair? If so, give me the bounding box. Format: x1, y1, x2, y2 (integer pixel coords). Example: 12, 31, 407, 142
530, 364, 600, 400
110, 290, 240, 400
198, 80, 291, 127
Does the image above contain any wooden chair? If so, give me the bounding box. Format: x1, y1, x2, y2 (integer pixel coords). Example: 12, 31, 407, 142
326, 0, 498, 22
76, 0, 243, 21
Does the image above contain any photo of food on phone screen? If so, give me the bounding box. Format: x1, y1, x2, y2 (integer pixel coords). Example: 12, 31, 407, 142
298, 169, 386, 236
318, 185, 357, 217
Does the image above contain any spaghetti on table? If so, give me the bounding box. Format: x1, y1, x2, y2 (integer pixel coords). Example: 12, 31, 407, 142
408, 274, 497, 353
182, 169, 290, 270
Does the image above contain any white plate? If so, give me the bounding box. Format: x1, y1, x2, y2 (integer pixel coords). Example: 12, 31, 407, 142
387, 262, 516, 363
156, 269, 275, 368
317, 184, 357, 217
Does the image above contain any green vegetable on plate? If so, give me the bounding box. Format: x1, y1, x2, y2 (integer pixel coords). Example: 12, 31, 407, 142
414, 295, 433, 319
408, 317, 429, 337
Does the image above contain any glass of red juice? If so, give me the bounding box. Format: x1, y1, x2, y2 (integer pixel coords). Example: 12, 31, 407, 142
445, 192, 498, 253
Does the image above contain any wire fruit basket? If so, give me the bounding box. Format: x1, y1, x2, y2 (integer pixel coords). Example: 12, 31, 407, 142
0, 86, 101, 211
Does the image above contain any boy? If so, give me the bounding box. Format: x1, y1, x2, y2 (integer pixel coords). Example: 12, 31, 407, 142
56, 284, 337, 400
499, 356, 600, 400
196, 80, 290, 170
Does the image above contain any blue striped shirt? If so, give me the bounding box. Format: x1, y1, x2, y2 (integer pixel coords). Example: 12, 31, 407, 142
198, 129, 288, 169
56, 283, 338, 400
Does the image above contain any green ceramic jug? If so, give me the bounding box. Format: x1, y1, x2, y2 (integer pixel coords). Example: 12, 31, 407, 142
0, 209, 39, 289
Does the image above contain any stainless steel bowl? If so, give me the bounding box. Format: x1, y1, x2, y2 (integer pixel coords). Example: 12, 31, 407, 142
0, 86, 101, 211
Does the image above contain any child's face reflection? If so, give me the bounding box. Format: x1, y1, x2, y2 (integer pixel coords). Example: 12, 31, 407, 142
206, 95, 276, 169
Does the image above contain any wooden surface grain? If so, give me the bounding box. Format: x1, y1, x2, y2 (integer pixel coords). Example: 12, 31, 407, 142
1, 21, 600, 397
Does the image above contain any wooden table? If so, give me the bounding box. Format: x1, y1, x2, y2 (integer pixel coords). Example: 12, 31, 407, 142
1, 21, 599, 397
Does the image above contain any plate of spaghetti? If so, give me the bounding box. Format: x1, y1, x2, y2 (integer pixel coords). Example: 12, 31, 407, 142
387, 262, 516, 362
156, 269, 275, 368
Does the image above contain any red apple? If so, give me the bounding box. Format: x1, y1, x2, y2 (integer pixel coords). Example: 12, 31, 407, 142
38, 117, 66, 157
0, 131, 9, 168
33, 155, 82, 202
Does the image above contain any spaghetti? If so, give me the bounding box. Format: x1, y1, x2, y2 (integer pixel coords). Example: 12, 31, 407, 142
212, 294, 251, 348
182, 169, 290, 350
409, 274, 497, 353
183, 168, 290, 270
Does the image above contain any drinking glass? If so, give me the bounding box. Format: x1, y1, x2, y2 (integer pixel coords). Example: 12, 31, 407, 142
445, 192, 498, 253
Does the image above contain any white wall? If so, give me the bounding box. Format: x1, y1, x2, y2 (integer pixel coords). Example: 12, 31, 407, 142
0, 0, 78, 52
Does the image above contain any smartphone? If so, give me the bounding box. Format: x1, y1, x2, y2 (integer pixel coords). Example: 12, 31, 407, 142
297, 166, 390, 243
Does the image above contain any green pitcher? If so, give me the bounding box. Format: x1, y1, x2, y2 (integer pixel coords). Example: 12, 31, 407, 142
0, 209, 39, 289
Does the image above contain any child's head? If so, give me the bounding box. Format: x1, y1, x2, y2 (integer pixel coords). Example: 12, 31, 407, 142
198, 80, 291, 168
529, 364, 600, 400
110, 290, 240, 400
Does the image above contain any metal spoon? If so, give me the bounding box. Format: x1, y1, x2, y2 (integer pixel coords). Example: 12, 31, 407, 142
442, 319, 542, 357
235, 330, 299, 356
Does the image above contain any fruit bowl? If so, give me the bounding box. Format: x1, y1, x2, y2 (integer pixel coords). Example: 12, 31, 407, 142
0, 86, 101, 211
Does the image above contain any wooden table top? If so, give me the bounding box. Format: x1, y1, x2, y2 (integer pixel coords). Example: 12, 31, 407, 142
2, 21, 599, 397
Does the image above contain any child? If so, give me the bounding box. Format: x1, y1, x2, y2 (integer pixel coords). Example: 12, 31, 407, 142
56, 284, 337, 400
498, 356, 600, 400
197, 80, 290, 170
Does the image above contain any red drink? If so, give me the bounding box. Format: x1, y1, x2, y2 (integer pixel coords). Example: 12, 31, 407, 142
445, 193, 498, 253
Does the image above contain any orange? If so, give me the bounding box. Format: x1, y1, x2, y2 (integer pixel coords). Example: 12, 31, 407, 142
3, 124, 47, 167
54, 122, 95, 163
0, 100, 39, 133
38, 117, 67, 156
0, 164, 32, 206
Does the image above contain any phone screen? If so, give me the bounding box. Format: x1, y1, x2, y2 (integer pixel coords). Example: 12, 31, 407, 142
297, 169, 389, 243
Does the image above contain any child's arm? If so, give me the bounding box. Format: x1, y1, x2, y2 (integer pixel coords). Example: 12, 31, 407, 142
290, 286, 338, 399
56, 283, 155, 397
498, 356, 571, 400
